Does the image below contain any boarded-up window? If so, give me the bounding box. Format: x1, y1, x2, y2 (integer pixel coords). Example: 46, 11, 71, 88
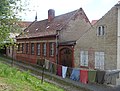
95, 52, 104, 70
80, 51, 88, 66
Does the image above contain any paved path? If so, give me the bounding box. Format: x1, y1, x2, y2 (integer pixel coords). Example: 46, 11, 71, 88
0, 56, 120, 91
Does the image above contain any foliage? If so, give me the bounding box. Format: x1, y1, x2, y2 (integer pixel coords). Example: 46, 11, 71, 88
0, 0, 28, 48
0, 62, 64, 91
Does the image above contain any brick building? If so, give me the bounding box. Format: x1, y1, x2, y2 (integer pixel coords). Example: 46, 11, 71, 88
15, 1, 120, 85
16, 8, 91, 67
6, 21, 31, 59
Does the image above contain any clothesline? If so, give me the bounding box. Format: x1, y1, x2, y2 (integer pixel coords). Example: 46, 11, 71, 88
42, 59, 120, 85
44, 59, 96, 71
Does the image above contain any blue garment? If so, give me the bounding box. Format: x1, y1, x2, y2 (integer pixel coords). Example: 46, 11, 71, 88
70, 68, 80, 81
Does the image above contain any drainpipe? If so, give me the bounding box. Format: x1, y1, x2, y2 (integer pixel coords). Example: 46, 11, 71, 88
56, 30, 60, 64
116, 2, 120, 69
115, 2, 120, 85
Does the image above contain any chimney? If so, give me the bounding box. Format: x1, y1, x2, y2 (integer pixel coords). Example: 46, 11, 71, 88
48, 9, 55, 22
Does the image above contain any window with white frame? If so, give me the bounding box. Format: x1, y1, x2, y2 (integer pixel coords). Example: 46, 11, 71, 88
43, 43, 46, 56
49, 42, 54, 56
80, 51, 88, 66
95, 52, 104, 70
97, 26, 105, 36
37, 43, 40, 56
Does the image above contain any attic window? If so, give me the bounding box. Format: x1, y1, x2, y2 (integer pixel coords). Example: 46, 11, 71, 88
26, 30, 29, 32
57, 24, 60, 26
97, 26, 105, 36
46, 26, 50, 29
36, 28, 38, 31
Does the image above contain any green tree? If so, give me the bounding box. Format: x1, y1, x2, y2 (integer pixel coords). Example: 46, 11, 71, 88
0, 0, 27, 47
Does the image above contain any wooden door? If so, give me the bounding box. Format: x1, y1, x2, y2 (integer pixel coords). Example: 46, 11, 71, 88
59, 48, 72, 67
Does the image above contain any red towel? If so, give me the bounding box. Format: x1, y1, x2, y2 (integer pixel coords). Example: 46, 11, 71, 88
80, 70, 88, 84
57, 64, 62, 76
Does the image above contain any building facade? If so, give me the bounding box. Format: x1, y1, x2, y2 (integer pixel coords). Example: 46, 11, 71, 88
16, 8, 91, 67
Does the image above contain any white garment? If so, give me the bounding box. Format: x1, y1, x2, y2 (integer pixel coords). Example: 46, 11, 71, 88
45, 59, 49, 69
62, 66, 67, 78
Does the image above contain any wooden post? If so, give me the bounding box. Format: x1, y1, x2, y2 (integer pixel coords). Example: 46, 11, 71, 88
12, 45, 14, 66
41, 64, 45, 84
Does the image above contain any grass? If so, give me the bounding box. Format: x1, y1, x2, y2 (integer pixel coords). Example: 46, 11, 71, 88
0, 62, 64, 91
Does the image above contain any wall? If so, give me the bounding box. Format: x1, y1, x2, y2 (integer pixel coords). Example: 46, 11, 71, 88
59, 11, 91, 42
74, 6, 118, 70
16, 36, 57, 64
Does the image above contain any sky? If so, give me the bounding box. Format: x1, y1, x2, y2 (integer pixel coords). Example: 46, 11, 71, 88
20, 0, 119, 22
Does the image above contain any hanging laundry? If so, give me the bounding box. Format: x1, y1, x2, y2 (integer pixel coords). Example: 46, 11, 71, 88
57, 64, 62, 76
45, 59, 49, 69
80, 70, 88, 84
66, 67, 72, 78
52, 63, 57, 74
96, 70, 105, 84
104, 70, 119, 84
70, 68, 80, 81
49, 62, 53, 73
62, 66, 68, 78
88, 70, 96, 83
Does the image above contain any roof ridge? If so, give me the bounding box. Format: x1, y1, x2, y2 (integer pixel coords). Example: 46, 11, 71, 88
23, 21, 36, 32
58, 8, 80, 30
59, 8, 90, 30
17, 21, 36, 38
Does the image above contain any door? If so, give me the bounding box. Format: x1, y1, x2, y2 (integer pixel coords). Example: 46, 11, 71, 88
59, 48, 73, 67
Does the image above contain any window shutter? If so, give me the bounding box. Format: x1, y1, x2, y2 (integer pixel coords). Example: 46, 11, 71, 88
100, 52, 104, 70
80, 51, 88, 66
95, 52, 99, 69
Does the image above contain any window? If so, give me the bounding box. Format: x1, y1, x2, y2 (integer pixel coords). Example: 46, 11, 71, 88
26, 43, 28, 54
43, 43, 46, 56
18, 44, 20, 51
31, 43, 34, 55
97, 26, 105, 36
37, 43, 40, 56
22, 43, 24, 53
95, 52, 104, 70
80, 51, 88, 66
49, 43, 54, 56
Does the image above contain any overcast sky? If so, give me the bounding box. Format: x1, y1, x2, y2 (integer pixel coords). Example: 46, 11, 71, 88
20, 0, 118, 22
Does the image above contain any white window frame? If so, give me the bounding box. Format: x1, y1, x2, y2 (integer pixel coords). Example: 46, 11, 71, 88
95, 52, 104, 70
43, 43, 46, 56
37, 43, 40, 56
97, 26, 105, 36
80, 51, 88, 66
49, 42, 54, 56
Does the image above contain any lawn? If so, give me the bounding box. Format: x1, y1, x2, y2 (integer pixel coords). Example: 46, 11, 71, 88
0, 62, 64, 91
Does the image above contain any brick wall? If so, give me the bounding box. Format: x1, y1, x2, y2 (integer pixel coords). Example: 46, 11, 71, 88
16, 36, 57, 64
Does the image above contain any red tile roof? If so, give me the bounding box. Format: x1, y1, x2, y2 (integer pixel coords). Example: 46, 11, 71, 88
17, 8, 90, 39
91, 20, 98, 25
17, 21, 32, 28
